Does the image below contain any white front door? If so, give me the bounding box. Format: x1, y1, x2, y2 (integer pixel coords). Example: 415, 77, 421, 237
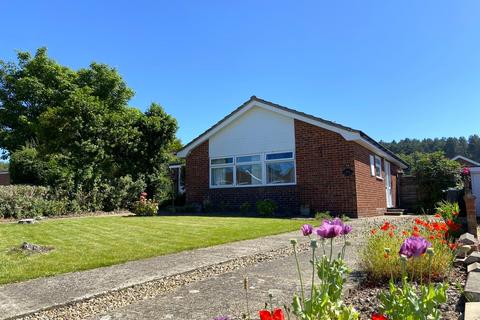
471, 167, 480, 217
384, 160, 393, 208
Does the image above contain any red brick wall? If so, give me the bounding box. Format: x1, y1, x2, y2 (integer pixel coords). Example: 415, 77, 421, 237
294, 120, 358, 216
353, 144, 399, 217
185, 141, 209, 204
0, 173, 10, 185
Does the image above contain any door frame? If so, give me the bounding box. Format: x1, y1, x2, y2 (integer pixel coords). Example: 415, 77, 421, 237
384, 160, 393, 208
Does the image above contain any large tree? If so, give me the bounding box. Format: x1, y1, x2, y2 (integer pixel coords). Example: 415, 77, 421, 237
0, 48, 178, 208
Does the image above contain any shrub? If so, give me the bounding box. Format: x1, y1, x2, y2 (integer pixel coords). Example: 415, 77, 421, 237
0, 185, 69, 218
360, 218, 454, 281
239, 202, 251, 214
403, 152, 461, 212
315, 211, 332, 221
256, 199, 277, 216
131, 192, 158, 216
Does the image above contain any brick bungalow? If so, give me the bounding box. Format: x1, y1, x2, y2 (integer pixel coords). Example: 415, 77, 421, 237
176, 96, 408, 218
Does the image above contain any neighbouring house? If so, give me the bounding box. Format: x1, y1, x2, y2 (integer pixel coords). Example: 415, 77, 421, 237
176, 96, 408, 218
0, 171, 10, 185
451, 155, 480, 168
469, 167, 480, 217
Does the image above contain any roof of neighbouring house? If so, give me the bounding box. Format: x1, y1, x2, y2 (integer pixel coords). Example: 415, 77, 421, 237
451, 155, 480, 166
177, 96, 408, 168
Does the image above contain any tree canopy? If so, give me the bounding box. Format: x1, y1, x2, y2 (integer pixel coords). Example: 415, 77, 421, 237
381, 135, 480, 162
0, 48, 178, 209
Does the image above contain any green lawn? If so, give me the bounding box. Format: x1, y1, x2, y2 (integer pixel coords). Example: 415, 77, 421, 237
0, 215, 306, 285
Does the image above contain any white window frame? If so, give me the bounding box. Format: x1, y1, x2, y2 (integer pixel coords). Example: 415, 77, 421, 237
264, 151, 296, 186
209, 151, 296, 188
374, 155, 383, 180
210, 157, 235, 187
235, 154, 263, 186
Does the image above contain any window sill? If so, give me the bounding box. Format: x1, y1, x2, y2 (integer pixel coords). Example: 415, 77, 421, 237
210, 183, 296, 189
375, 176, 384, 181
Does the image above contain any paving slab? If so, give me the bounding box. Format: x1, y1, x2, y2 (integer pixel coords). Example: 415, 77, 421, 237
465, 272, 480, 302
465, 302, 480, 320
0, 230, 307, 320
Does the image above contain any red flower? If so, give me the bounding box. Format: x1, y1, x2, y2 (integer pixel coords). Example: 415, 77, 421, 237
380, 222, 390, 231
412, 231, 420, 237
259, 309, 285, 320
371, 228, 377, 235
449, 243, 458, 250
429, 235, 435, 240
402, 230, 409, 236
388, 231, 394, 238
413, 225, 419, 232
434, 214, 441, 218
372, 313, 388, 320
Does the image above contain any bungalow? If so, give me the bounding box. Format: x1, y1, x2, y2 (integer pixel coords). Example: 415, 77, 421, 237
176, 96, 408, 218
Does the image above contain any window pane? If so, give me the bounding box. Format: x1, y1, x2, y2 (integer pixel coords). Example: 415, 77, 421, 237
236, 155, 261, 163
236, 164, 262, 185
266, 152, 293, 160
266, 161, 295, 184
375, 158, 382, 177
211, 157, 233, 165
211, 167, 234, 185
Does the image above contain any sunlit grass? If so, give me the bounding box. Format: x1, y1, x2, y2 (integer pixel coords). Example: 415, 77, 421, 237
0, 215, 306, 284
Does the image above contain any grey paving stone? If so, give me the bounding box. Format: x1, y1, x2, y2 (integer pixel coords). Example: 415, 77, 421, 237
465, 252, 480, 266
465, 302, 480, 320
468, 262, 480, 273
465, 272, 480, 302
459, 233, 477, 246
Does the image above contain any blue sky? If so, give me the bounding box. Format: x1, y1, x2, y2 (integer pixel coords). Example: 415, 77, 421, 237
2, 1, 480, 144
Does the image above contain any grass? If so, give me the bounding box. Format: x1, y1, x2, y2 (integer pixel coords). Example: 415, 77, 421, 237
0, 215, 307, 285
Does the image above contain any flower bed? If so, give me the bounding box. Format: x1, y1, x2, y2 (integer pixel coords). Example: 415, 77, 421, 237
213, 212, 464, 320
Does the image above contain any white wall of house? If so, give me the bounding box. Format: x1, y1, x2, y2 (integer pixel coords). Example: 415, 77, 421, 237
470, 167, 480, 216
209, 106, 295, 157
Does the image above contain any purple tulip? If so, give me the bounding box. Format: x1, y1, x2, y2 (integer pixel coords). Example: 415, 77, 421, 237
301, 224, 313, 236
399, 236, 431, 258
316, 220, 344, 238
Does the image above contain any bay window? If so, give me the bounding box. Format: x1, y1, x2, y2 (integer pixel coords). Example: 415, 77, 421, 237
210, 152, 296, 188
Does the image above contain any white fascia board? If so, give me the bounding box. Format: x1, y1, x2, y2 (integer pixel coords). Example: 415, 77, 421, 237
452, 155, 480, 166
470, 167, 480, 174
177, 101, 359, 158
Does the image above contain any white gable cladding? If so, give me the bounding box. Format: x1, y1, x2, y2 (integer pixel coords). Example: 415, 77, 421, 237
209, 107, 295, 158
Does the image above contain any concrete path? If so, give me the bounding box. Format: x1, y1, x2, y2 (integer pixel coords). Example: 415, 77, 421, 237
90, 242, 355, 320
0, 230, 308, 320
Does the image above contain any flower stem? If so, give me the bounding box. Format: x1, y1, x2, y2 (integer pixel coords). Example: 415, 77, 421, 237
293, 243, 306, 309
329, 238, 333, 262
310, 245, 316, 300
